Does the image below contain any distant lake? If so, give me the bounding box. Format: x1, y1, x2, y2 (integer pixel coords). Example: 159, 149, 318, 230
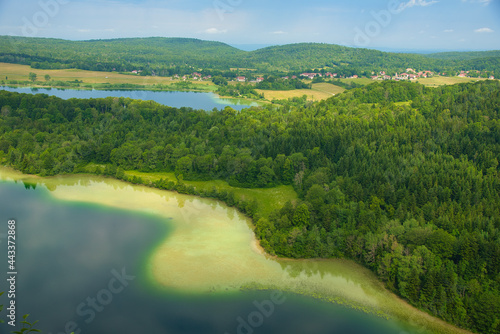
0, 86, 259, 111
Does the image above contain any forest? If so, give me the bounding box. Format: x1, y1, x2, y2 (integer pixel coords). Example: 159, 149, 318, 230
255, 76, 311, 90
0, 80, 499, 333
1, 36, 499, 78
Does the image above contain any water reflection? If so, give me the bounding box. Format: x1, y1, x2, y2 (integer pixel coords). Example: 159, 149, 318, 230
0, 86, 260, 111
0, 168, 465, 334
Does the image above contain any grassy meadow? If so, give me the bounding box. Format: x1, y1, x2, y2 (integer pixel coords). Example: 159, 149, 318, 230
256, 83, 346, 101
0, 62, 216, 91
123, 170, 297, 218
416, 76, 488, 87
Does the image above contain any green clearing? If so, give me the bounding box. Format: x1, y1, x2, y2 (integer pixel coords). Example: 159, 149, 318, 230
124, 170, 297, 218
82, 163, 296, 218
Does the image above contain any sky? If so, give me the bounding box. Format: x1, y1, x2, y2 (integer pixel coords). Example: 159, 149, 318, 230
0, 0, 499, 52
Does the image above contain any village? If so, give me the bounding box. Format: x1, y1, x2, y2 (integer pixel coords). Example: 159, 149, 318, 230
128, 68, 495, 83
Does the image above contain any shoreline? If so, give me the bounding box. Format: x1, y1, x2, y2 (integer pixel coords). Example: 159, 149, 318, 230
0, 166, 475, 334
0, 84, 265, 108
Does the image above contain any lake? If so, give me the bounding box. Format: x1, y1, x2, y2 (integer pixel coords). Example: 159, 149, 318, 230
0, 86, 259, 111
0, 168, 443, 334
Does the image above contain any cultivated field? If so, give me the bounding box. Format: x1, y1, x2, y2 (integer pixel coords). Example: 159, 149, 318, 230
338, 78, 374, 86
0, 62, 216, 89
256, 83, 346, 101
416, 76, 488, 87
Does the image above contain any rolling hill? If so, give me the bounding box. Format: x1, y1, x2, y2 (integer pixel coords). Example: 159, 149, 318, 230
0, 36, 498, 75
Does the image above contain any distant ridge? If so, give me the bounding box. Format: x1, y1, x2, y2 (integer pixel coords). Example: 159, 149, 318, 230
0, 36, 498, 74
426, 50, 500, 61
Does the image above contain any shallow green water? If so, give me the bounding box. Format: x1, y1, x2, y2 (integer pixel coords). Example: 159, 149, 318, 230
0, 169, 460, 334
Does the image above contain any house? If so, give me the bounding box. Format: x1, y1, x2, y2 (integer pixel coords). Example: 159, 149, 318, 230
489, 76, 495, 80
237, 76, 246, 82
291, 75, 297, 79
409, 74, 418, 80
406, 68, 416, 73
458, 73, 467, 77
282, 76, 289, 80
380, 71, 386, 75
383, 75, 391, 80
131, 70, 138, 74
301, 73, 318, 80
396, 73, 409, 80
371, 76, 379, 80
256, 77, 264, 82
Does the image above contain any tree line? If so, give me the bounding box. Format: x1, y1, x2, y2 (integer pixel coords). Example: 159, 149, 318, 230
1, 36, 499, 78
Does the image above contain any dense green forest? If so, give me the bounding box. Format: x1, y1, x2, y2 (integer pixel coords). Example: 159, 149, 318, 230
1, 36, 499, 77
256, 76, 311, 90
0, 80, 499, 333
426, 50, 500, 61
0, 36, 245, 74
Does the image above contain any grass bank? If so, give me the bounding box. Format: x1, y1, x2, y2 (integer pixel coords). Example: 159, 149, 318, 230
124, 170, 297, 218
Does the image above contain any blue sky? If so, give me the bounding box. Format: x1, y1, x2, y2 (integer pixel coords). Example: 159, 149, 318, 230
0, 0, 499, 51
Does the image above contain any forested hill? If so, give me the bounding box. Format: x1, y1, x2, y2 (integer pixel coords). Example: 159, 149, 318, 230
1, 36, 499, 75
0, 80, 500, 333
243, 43, 443, 71
426, 50, 500, 61
0, 36, 246, 73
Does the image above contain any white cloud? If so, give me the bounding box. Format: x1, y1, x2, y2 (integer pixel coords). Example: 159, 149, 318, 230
398, 0, 439, 11
444, 29, 454, 33
204, 27, 228, 34
474, 27, 494, 33
462, 0, 491, 5
272, 30, 286, 34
